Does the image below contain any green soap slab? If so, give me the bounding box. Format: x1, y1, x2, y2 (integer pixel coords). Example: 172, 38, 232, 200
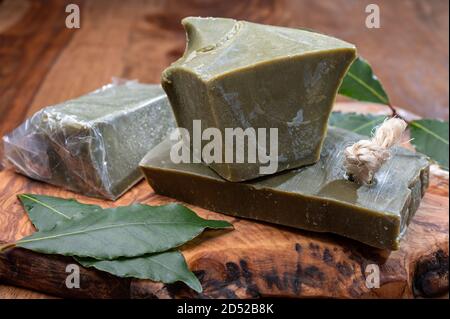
3, 82, 176, 200
162, 17, 357, 181
140, 127, 430, 250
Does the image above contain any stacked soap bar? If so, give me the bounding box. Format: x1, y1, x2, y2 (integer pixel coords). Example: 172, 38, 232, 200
3, 81, 176, 200
140, 127, 430, 250
162, 17, 357, 181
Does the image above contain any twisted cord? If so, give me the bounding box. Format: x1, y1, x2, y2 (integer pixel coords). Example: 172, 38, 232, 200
344, 117, 407, 184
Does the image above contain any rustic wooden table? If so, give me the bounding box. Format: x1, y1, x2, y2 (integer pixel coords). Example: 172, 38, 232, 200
0, 0, 448, 299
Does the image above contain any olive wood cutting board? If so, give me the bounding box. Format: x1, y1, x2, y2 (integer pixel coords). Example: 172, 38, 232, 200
0, 103, 448, 299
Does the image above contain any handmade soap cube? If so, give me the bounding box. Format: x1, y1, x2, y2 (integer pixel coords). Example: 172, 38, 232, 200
2, 81, 176, 200
140, 127, 430, 250
162, 17, 357, 181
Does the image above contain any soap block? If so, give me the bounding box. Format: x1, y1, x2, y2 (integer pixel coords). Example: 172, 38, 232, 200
162, 17, 357, 181
140, 127, 430, 250
3, 81, 176, 200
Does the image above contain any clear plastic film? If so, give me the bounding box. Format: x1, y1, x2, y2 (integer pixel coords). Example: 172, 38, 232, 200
2, 80, 176, 200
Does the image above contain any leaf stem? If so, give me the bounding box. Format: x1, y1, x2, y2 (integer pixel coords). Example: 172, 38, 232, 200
387, 103, 409, 124
0, 242, 16, 252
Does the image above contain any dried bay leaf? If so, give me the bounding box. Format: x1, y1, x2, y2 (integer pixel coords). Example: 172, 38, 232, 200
410, 119, 449, 171
17, 201, 231, 259
339, 56, 390, 105
329, 112, 387, 136
18, 194, 102, 231
16, 194, 232, 292
76, 251, 202, 292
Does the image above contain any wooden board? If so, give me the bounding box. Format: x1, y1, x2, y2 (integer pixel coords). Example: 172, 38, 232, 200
0, 103, 448, 299
0, 0, 448, 298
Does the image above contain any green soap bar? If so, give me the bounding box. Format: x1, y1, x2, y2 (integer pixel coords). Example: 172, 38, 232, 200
162, 17, 357, 181
3, 82, 176, 200
140, 127, 430, 250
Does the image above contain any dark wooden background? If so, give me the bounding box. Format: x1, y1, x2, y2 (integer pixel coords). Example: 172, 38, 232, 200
0, 0, 448, 298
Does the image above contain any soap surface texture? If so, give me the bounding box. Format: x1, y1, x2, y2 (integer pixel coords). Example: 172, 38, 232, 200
2, 82, 176, 200
162, 17, 357, 181
140, 127, 430, 250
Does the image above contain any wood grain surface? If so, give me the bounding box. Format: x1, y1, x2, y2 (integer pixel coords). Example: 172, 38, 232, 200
0, 102, 448, 299
0, 0, 448, 131
0, 0, 448, 299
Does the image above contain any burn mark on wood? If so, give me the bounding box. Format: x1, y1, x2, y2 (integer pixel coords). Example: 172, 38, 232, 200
413, 249, 449, 298
262, 242, 327, 294
239, 260, 251, 282
272, 264, 326, 293
294, 265, 325, 289
308, 242, 321, 258
262, 266, 304, 293
263, 270, 283, 290
262, 265, 327, 293
304, 266, 325, 282
239, 259, 259, 297
225, 262, 241, 284
323, 248, 334, 265
336, 261, 353, 277
281, 272, 291, 291
292, 262, 302, 294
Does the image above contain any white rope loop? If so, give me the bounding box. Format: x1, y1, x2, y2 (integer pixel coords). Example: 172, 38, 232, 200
344, 117, 408, 185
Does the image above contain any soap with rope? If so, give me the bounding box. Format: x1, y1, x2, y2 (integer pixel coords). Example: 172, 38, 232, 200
344, 117, 409, 185
140, 126, 430, 250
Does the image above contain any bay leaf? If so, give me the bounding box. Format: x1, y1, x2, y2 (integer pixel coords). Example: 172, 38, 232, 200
410, 119, 449, 170
17, 202, 232, 259
76, 251, 202, 293
18, 194, 205, 292
18, 194, 101, 231
329, 112, 387, 136
339, 56, 390, 105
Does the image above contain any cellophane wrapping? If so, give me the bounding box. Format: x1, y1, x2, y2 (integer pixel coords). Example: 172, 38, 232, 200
2, 80, 176, 200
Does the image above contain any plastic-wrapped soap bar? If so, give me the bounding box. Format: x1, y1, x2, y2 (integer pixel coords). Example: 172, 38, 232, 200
162, 17, 357, 181
2, 81, 176, 200
140, 127, 430, 250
